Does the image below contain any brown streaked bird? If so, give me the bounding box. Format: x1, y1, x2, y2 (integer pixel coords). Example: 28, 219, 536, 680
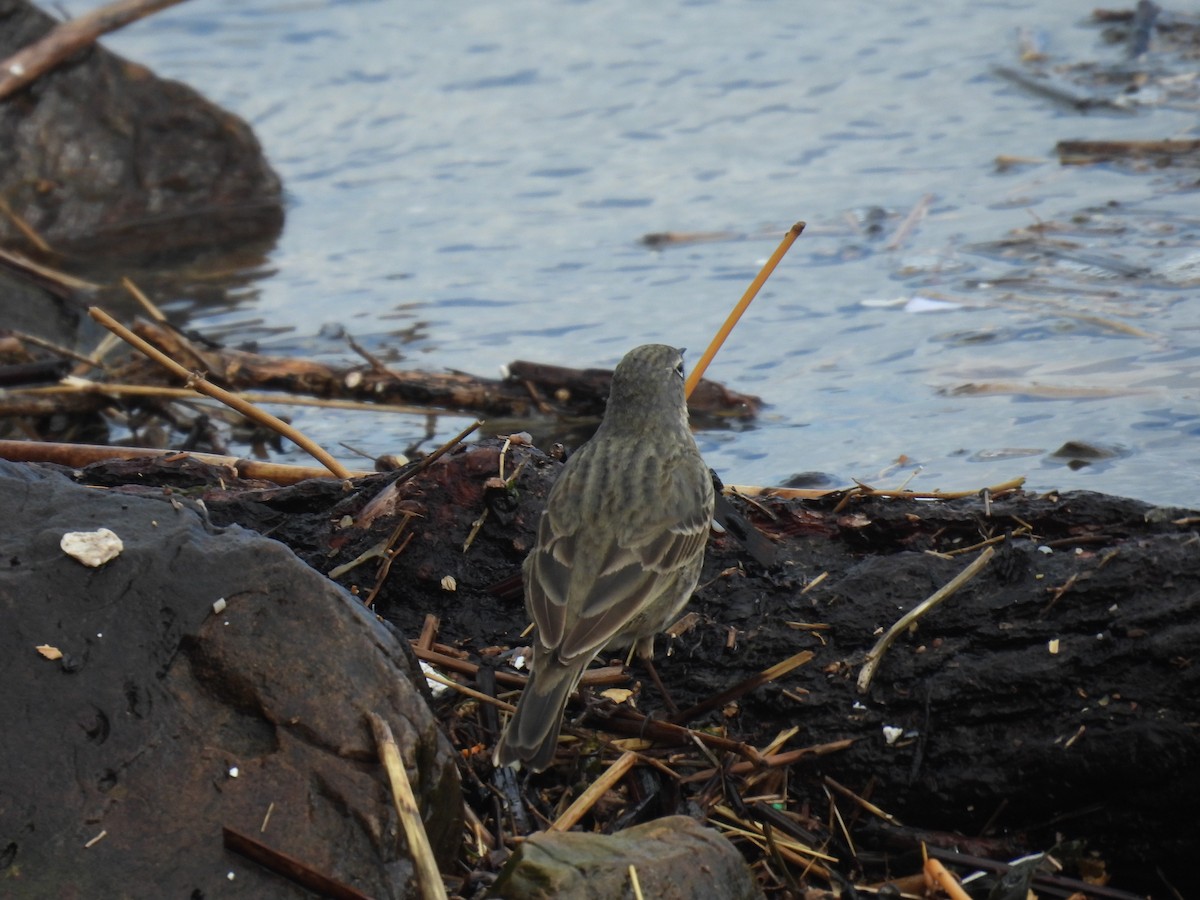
493, 343, 715, 771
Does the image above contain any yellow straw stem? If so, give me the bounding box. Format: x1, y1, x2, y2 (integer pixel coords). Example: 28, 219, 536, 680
88, 306, 352, 479
684, 221, 805, 399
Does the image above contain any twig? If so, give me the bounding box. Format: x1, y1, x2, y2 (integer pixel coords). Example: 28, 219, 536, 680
0, 246, 99, 296
549, 750, 638, 832
822, 776, 903, 826
1040, 571, 1079, 618
346, 334, 394, 376
4, 329, 102, 370
417, 614, 439, 652
404, 419, 483, 479
926, 846, 1146, 900
366, 712, 448, 900
423, 668, 515, 711
724, 476, 1026, 501
362, 525, 415, 608
88, 306, 352, 478
628, 865, 644, 900
678, 738, 855, 784
684, 221, 805, 398
121, 277, 168, 323
924, 853, 973, 900
710, 804, 836, 869
222, 826, 374, 900
0, 438, 371, 484
411, 645, 627, 691
605, 705, 767, 764
823, 783, 856, 859
0, 0, 189, 101
0, 196, 52, 253
991, 65, 1129, 113
19, 380, 445, 416
884, 193, 934, 251
671, 650, 813, 724
857, 546, 995, 693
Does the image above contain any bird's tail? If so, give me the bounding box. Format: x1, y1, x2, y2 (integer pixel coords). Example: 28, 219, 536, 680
492, 657, 585, 772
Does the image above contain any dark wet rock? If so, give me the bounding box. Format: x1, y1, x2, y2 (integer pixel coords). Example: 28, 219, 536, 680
0, 460, 460, 897
491, 814, 763, 900
0, 0, 283, 261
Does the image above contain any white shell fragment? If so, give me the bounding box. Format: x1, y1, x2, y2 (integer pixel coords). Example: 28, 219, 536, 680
35, 644, 63, 660
440, 575, 457, 592
212, 598, 228, 615
60, 528, 123, 567
419, 661, 448, 695
882, 725, 904, 745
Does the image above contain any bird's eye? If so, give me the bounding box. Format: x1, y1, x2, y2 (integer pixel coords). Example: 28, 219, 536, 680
674, 360, 685, 379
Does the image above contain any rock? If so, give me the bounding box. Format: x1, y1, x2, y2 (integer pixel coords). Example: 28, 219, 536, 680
0, 460, 460, 897
0, 0, 283, 260
491, 814, 763, 900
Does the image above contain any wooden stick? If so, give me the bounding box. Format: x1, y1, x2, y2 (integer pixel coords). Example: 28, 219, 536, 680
684, 221, 805, 398
723, 476, 1026, 501
0, 196, 52, 253
857, 546, 995, 693
222, 826, 374, 900
411, 645, 628, 691
549, 750, 638, 832
88, 306, 352, 478
822, 776, 903, 826
884, 193, 934, 251
678, 738, 855, 784
121, 276, 169, 323
924, 854, 973, 900
0, 438, 371, 484
366, 713, 448, 900
13, 380, 445, 416
671, 650, 813, 724
0, 0, 189, 101
422, 668, 515, 711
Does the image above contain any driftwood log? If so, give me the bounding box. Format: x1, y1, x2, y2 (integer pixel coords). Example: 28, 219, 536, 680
33, 438, 1199, 897
0, 316, 761, 435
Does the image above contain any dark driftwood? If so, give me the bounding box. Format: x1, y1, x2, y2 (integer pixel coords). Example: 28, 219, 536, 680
108, 319, 760, 422
1057, 138, 1200, 167
52, 439, 1196, 896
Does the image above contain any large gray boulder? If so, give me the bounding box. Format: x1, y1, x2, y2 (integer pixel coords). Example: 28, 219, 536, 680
0, 460, 459, 897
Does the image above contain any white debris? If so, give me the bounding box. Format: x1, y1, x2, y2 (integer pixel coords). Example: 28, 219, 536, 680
61, 528, 123, 567
420, 661, 448, 695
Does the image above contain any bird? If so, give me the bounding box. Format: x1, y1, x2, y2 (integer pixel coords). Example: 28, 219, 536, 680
493, 343, 715, 771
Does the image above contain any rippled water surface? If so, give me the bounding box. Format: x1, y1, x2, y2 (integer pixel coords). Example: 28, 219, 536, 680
70, 0, 1200, 506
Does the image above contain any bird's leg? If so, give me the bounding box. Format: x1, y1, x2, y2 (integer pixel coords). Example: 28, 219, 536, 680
628, 637, 679, 716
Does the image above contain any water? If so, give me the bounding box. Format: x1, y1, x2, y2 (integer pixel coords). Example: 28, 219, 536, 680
60, 0, 1200, 506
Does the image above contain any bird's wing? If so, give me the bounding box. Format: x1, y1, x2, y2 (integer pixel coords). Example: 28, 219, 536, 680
526, 444, 713, 661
